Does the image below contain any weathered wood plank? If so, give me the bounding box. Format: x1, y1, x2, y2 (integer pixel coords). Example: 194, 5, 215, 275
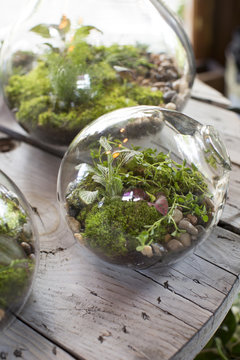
0, 318, 74, 360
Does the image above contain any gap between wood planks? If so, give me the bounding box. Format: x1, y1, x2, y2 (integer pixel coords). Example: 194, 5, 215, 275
13, 313, 82, 360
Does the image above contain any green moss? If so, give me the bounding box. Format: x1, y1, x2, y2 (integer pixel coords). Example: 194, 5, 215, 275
84, 198, 160, 257
128, 85, 163, 105
5, 62, 50, 108
0, 193, 27, 238
0, 259, 33, 309
17, 95, 50, 126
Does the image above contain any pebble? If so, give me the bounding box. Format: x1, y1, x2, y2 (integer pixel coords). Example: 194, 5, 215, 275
141, 245, 153, 257
29, 253, 35, 262
20, 241, 31, 255
172, 79, 181, 91
165, 102, 177, 110
164, 234, 172, 242
172, 208, 183, 224
163, 90, 177, 103
0, 309, 5, 321
204, 197, 215, 211
179, 233, 191, 246
186, 214, 198, 225
68, 216, 80, 233
196, 225, 206, 235
142, 78, 150, 86
74, 232, 85, 245
178, 219, 198, 236
153, 81, 166, 88
151, 244, 163, 256
23, 223, 33, 238
167, 239, 184, 251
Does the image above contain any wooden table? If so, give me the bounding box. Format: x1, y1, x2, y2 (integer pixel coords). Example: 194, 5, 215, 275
0, 80, 240, 360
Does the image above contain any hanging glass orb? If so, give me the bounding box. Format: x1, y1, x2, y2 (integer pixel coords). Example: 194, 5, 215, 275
0, 0, 195, 145
57, 106, 231, 269
0, 171, 39, 329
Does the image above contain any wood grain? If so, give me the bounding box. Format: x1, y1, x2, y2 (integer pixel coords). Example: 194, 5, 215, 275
0, 318, 74, 360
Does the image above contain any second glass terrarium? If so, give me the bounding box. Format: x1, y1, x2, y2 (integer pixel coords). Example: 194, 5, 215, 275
0, 0, 195, 145
0, 171, 39, 330
57, 106, 231, 269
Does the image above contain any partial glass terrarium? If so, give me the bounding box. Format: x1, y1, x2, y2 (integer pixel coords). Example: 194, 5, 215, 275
57, 106, 231, 269
0, 170, 39, 329
0, 0, 195, 145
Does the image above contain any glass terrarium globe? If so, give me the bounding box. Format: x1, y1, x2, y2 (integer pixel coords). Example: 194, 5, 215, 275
0, 0, 195, 145
57, 106, 231, 269
0, 170, 39, 329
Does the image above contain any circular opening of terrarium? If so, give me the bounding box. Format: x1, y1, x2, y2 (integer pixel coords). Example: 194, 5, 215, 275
57, 106, 230, 269
0, 171, 39, 329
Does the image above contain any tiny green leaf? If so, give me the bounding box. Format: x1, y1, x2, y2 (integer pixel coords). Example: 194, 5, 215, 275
30, 24, 51, 38
202, 215, 209, 223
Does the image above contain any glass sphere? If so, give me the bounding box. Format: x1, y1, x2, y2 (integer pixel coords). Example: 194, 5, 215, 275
57, 105, 231, 269
0, 0, 195, 145
0, 170, 39, 329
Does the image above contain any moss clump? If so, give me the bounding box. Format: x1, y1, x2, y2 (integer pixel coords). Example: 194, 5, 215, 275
0, 192, 27, 238
6, 62, 50, 108
84, 198, 160, 257
0, 259, 33, 309
0, 188, 35, 318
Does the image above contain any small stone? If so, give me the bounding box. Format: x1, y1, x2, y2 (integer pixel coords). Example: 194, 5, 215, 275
179, 233, 191, 246
172, 79, 181, 91
186, 214, 198, 225
196, 225, 206, 235
137, 75, 144, 83
204, 197, 215, 211
164, 234, 172, 242
0, 309, 5, 321
167, 239, 184, 251
153, 81, 166, 88
166, 69, 178, 80
161, 60, 172, 68
163, 90, 177, 103
151, 86, 158, 92
141, 245, 153, 257
68, 216, 80, 233
172, 208, 183, 224
29, 253, 35, 262
178, 219, 198, 236
20, 241, 31, 255
165, 102, 177, 110
142, 78, 150, 86
74, 233, 85, 245
151, 244, 163, 256
23, 222, 33, 237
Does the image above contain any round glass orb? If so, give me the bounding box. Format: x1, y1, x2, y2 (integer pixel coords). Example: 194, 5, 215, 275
57, 106, 231, 269
0, 0, 195, 145
0, 170, 39, 329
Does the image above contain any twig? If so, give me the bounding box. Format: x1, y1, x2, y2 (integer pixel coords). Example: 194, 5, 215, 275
0, 125, 65, 158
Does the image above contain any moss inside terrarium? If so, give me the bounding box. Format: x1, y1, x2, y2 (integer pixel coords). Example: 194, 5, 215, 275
65, 136, 213, 265
4, 17, 184, 144
0, 187, 36, 323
